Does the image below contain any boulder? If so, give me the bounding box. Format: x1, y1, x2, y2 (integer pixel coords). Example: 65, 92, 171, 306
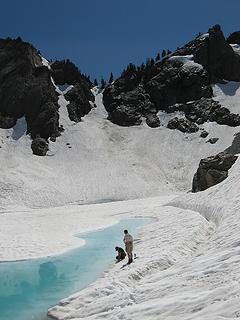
167, 117, 199, 133
146, 114, 160, 128
31, 138, 49, 156
206, 137, 219, 144
192, 152, 238, 192
200, 130, 209, 138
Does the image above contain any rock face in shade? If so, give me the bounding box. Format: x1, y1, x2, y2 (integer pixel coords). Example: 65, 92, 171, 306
192, 152, 238, 192
0, 37, 59, 139
103, 24, 240, 129
64, 84, 93, 122
51, 60, 94, 122
227, 31, 240, 45
0, 38, 95, 155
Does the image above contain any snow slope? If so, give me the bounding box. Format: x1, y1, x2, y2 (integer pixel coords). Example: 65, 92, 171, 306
46, 81, 240, 320
48, 158, 240, 320
0, 84, 239, 209
1, 69, 240, 319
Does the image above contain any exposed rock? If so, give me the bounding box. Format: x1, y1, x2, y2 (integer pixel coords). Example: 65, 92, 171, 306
200, 130, 209, 138
145, 59, 212, 110
146, 114, 160, 128
227, 31, 240, 45
225, 132, 240, 154
108, 105, 142, 126
192, 152, 238, 192
0, 115, 17, 129
104, 86, 155, 126
31, 138, 49, 156
0, 38, 59, 139
176, 24, 240, 82
51, 60, 94, 101
167, 117, 199, 133
64, 84, 93, 122
103, 25, 240, 129
180, 98, 240, 127
206, 137, 219, 144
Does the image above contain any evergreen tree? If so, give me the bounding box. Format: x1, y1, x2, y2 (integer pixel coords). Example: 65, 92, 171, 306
140, 63, 145, 71
155, 53, 161, 61
146, 58, 151, 68
109, 72, 114, 83
167, 49, 172, 55
100, 77, 106, 89
162, 49, 166, 58
94, 78, 98, 86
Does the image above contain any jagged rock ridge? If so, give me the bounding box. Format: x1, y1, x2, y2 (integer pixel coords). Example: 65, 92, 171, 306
103, 25, 240, 130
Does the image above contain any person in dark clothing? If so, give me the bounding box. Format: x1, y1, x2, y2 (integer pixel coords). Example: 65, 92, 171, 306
115, 246, 126, 262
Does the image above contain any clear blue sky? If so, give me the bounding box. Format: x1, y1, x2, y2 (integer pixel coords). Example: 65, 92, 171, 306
1, 0, 240, 80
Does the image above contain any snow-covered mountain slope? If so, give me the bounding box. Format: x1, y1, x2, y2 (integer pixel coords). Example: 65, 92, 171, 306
0, 84, 239, 209
0, 69, 240, 319
48, 156, 240, 320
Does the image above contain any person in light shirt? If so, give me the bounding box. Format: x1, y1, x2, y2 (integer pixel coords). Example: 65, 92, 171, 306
123, 229, 133, 264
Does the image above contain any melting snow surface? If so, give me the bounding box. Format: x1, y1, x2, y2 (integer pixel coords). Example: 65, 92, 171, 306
0, 75, 240, 320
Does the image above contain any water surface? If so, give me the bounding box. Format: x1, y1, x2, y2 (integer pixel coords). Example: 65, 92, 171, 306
0, 217, 150, 320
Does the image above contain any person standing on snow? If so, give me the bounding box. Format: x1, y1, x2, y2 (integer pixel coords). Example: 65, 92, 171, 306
123, 229, 133, 264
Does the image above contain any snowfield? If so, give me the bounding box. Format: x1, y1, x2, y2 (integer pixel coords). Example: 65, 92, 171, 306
48, 158, 240, 320
0, 74, 240, 319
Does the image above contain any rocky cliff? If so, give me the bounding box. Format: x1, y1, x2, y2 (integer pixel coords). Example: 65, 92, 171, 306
0, 37, 94, 155
103, 25, 240, 131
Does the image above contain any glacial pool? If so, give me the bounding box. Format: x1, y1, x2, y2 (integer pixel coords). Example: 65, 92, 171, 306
0, 217, 150, 320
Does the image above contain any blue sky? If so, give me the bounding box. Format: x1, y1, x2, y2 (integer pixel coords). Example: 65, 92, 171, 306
1, 0, 240, 80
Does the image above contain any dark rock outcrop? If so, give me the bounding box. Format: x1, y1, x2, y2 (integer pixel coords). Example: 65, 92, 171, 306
206, 137, 219, 144
167, 98, 240, 127
104, 85, 156, 126
146, 114, 160, 128
51, 59, 94, 123
0, 115, 17, 129
176, 24, 240, 82
167, 117, 199, 133
225, 132, 240, 154
192, 152, 238, 192
200, 130, 209, 138
145, 59, 212, 110
103, 25, 240, 128
227, 31, 240, 45
64, 84, 93, 122
0, 38, 59, 139
31, 138, 49, 156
